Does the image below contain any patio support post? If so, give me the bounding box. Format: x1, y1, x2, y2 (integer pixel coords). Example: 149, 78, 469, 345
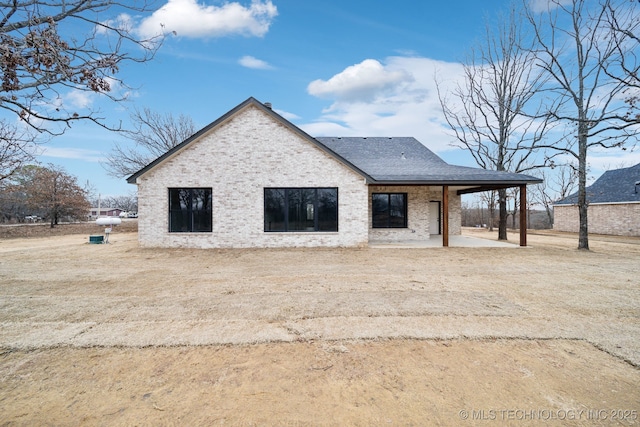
443, 185, 449, 247
520, 184, 527, 247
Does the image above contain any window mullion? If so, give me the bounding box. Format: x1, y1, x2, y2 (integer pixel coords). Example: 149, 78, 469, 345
283, 188, 289, 232
314, 189, 319, 231
187, 190, 193, 231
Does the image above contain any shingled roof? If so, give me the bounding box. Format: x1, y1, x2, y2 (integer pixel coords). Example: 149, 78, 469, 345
127, 97, 542, 190
315, 137, 541, 186
555, 162, 640, 205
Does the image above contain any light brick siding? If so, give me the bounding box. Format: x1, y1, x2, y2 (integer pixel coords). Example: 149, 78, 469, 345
133, 104, 467, 248
368, 185, 461, 242
135, 105, 369, 248
554, 203, 640, 236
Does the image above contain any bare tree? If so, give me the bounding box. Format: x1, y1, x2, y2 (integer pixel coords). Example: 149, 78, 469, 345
437, 4, 552, 240
530, 166, 578, 227
0, 119, 37, 182
14, 164, 90, 227
100, 193, 137, 212
479, 190, 497, 231
525, 0, 640, 250
0, 1, 165, 134
104, 108, 197, 178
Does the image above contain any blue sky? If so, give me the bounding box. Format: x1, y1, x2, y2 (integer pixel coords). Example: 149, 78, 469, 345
29, 0, 640, 198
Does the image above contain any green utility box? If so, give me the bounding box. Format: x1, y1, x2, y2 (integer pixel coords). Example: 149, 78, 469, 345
89, 235, 104, 244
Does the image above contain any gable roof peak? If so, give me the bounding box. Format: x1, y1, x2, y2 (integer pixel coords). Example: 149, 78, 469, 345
126, 96, 372, 184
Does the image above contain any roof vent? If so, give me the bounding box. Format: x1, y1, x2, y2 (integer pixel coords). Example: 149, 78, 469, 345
401, 152, 406, 160
264, 102, 272, 109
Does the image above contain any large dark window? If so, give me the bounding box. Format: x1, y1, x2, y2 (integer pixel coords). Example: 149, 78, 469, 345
264, 188, 338, 232
169, 188, 212, 232
372, 193, 407, 228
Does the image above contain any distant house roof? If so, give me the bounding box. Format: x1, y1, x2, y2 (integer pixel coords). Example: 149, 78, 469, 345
127, 97, 542, 190
555, 163, 640, 205
89, 207, 121, 212
316, 137, 541, 186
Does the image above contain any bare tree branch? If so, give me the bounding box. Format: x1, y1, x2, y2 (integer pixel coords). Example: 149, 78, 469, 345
104, 108, 197, 178
0, 1, 166, 134
0, 119, 37, 182
529, 165, 578, 227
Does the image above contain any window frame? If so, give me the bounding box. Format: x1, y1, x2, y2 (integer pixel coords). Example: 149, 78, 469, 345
168, 188, 213, 233
372, 192, 408, 228
264, 187, 338, 232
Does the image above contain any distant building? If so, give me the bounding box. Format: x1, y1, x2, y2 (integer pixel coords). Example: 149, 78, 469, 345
89, 208, 123, 219
553, 163, 640, 236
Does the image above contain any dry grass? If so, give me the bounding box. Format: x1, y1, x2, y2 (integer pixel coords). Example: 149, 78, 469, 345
0, 219, 137, 239
1, 226, 639, 425
1, 226, 638, 366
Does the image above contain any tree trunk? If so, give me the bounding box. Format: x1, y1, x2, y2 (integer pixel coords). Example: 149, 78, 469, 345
498, 188, 508, 240
577, 123, 589, 250
510, 190, 519, 229
545, 205, 553, 228
488, 203, 495, 231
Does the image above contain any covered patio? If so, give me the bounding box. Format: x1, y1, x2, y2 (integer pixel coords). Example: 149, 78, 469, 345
317, 137, 542, 248
445, 183, 532, 247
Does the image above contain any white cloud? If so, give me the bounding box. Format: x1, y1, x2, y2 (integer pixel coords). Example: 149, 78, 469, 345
64, 90, 94, 109
307, 59, 413, 102
302, 54, 639, 175
50, 78, 123, 113
274, 109, 300, 121
40, 147, 105, 163
528, 0, 572, 14
239, 55, 274, 70
587, 148, 640, 170
137, 0, 278, 39
38, 91, 93, 125
98, 13, 135, 35
303, 56, 466, 154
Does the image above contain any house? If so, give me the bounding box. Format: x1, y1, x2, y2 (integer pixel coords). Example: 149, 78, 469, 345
553, 163, 640, 236
88, 207, 123, 219
126, 97, 541, 248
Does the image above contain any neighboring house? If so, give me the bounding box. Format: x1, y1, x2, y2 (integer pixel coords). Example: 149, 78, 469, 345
89, 208, 123, 219
553, 163, 640, 236
127, 97, 541, 248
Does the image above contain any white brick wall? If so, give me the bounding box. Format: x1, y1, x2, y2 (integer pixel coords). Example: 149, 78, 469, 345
554, 203, 640, 236
367, 185, 461, 242
133, 104, 464, 248
135, 105, 369, 248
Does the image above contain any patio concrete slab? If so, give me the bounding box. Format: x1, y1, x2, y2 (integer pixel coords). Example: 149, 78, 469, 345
369, 235, 519, 248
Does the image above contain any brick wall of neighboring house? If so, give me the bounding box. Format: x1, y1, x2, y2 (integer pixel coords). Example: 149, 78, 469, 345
135, 105, 369, 248
368, 185, 461, 243
553, 203, 640, 236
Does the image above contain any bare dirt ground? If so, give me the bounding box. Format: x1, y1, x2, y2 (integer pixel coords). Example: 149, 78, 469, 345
0, 223, 638, 426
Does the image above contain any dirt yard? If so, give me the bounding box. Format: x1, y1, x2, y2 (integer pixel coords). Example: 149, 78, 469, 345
0, 223, 638, 426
